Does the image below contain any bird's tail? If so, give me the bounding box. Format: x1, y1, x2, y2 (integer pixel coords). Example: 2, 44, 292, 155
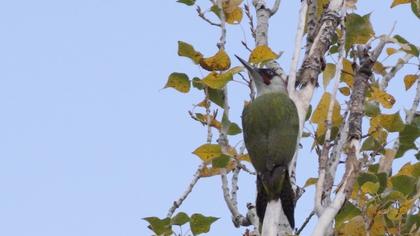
256, 167, 295, 229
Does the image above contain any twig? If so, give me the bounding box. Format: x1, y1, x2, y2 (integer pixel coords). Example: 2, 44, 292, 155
244, 3, 256, 39
380, 49, 418, 89
407, 76, 420, 123
167, 163, 205, 217
221, 169, 252, 227
196, 6, 222, 27
296, 210, 315, 235
204, 88, 213, 143
270, 0, 281, 16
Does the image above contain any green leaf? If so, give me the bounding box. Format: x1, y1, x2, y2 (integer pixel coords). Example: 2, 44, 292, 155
190, 214, 219, 235
164, 73, 191, 93
335, 202, 361, 228
412, 0, 420, 19
374, 112, 405, 133
192, 144, 222, 162
210, 5, 222, 18
365, 102, 380, 117
171, 212, 190, 226
396, 124, 420, 157
208, 88, 225, 107
177, 0, 196, 6
391, 175, 416, 195
376, 172, 388, 193
361, 181, 380, 194
323, 63, 336, 89
143, 217, 172, 236
412, 162, 420, 177
393, 35, 419, 57
305, 105, 312, 121
227, 122, 242, 135
192, 77, 205, 90
361, 136, 381, 151
357, 172, 379, 186
345, 13, 375, 51
303, 177, 318, 188
402, 214, 420, 235
212, 154, 231, 168
178, 41, 203, 64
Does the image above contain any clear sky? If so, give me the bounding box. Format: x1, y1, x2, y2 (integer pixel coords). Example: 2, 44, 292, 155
0, 1, 418, 236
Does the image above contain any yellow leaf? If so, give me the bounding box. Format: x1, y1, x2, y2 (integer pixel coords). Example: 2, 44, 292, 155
201, 72, 230, 89
200, 49, 231, 71
386, 47, 398, 56
404, 74, 418, 90
225, 6, 243, 24
345, 0, 358, 9
303, 177, 318, 188
373, 62, 386, 76
339, 87, 351, 96
178, 41, 203, 64
369, 112, 404, 133
397, 163, 413, 176
369, 215, 386, 236
369, 87, 395, 109
164, 73, 191, 93
192, 144, 222, 162
311, 93, 343, 140
249, 45, 279, 64
237, 154, 251, 162
341, 59, 354, 88
323, 63, 336, 89
361, 181, 379, 194
336, 216, 366, 236
194, 113, 221, 129
199, 161, 236, 177
223, 0, 243, 12
391, 0, 411, 8
311, 93, 343, 125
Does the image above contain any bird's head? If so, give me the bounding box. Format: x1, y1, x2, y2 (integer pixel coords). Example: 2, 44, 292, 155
235, 55, 287, 96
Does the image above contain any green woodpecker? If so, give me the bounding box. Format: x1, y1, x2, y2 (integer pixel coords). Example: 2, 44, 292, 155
237, 55, 299, 228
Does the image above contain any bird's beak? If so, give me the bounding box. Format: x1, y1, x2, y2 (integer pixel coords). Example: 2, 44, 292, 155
235, 55, 264, 82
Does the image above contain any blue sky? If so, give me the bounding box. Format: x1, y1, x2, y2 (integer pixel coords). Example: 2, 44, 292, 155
0, 1, 418, 236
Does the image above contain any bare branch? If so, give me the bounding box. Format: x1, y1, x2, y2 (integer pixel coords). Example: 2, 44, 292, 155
167, 163, 205, 217
196, 6, 221, 27
231, 166, 240, 208
270, 0, 281, 16
221, 170, 253, 227
244, 3, 256, 40
217, 0, 227, 49
407, 76, 420, 123
204, 88, 213, 143
288, 0, 308, 96
297, 210, 315, 235
380, 53, 415, 90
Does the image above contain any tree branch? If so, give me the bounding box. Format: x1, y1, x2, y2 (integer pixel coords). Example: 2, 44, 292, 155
167, 163, 205, 217
270, 0, 281, 16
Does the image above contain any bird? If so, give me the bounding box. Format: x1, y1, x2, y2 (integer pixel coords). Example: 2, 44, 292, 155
236, 55, 299, 229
